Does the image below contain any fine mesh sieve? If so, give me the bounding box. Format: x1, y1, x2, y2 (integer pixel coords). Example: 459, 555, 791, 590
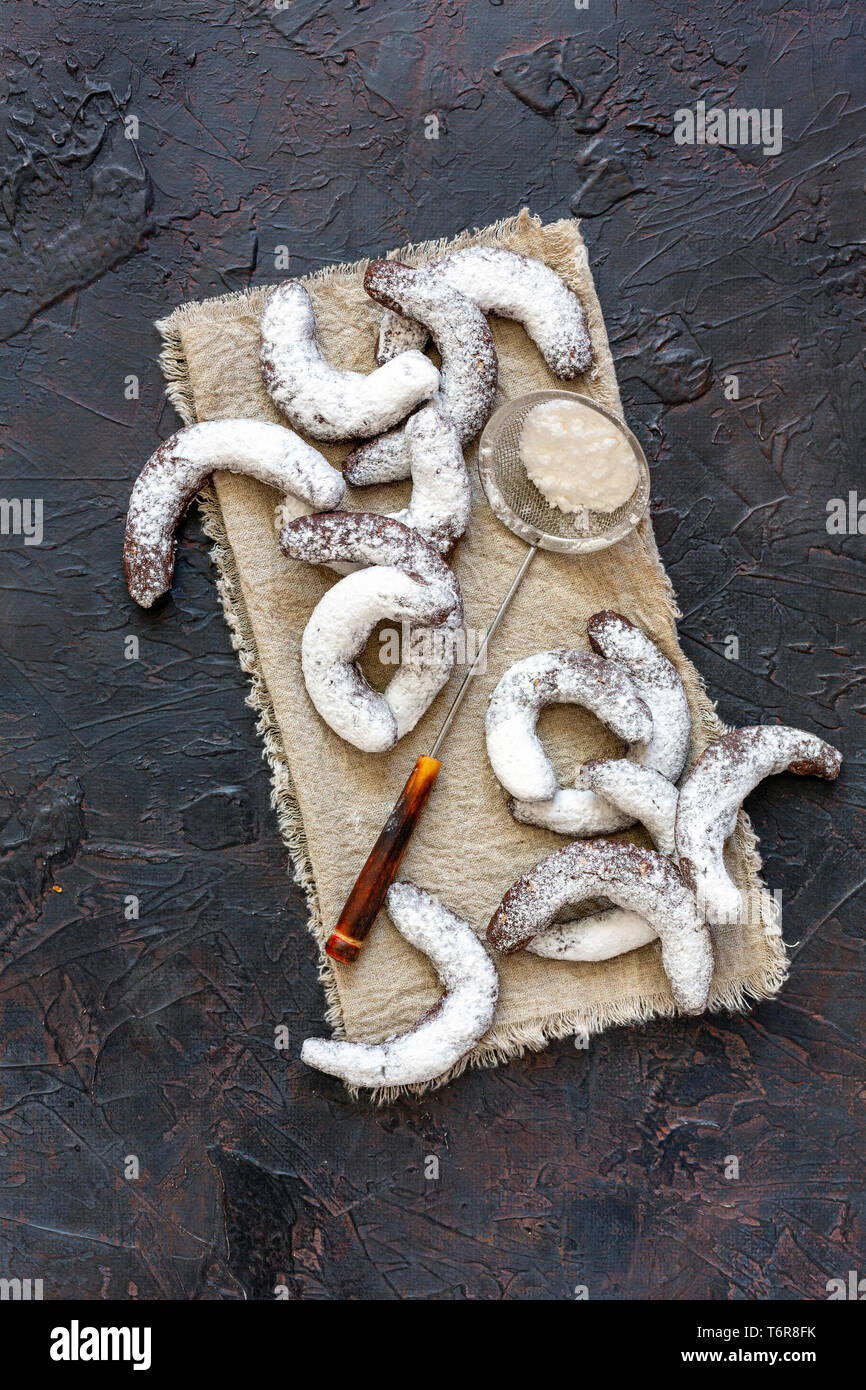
477, 388, 650, 553
325, 389, 651, 965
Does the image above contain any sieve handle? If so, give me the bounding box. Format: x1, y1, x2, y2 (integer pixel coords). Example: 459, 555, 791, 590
324, 755, 442, 964
429, 544, 538, 758
326, 544, 537, 966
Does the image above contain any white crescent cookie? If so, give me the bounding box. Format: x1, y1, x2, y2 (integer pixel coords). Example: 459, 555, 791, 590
383, 402, 472, 555
527, 758, 679, 962
259, 280, 440, 442
587, 611, 692, 784
281, 512, 464, 752
515, 613, 693, 837
376, 246, 592, 380
675, 725, 842, 924
528, 909, 659, 962
342, 258, 498, 486
488, 840, 714, 1015
301, 882, 499, 1089
486, 650, 654, 837
123, 419, 345, 608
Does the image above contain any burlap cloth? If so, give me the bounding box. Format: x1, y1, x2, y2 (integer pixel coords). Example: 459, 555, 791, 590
156, 209, 786, 1096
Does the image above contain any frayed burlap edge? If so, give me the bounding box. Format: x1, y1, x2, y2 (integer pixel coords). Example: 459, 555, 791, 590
155, 207, 789, 1104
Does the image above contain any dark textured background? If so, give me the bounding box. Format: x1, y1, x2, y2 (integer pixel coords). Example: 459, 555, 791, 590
1, 0, 863, 1301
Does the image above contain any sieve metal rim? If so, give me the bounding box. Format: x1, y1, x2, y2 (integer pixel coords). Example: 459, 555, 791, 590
476, 389, 651, 554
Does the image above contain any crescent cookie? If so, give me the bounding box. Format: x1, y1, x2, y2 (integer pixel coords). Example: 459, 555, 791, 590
123, 419, 345, 608
301, 882, 499, 1090
675, 725, 842, 924
376, 246, 593, 380
279, 405, 470, 565
297, 566, 454, 752
384, 402, 472, 555
516, 612, 693, 837
486, 650, 654, 837
527, 909, 659, 963
488, 840, 714, 1015
587, 610, 692, 784
527, 758, 678, 962
578, 758, 679, 858
281, 513, 464, 752
342, 258, 498, 486
279, 508, 459, 588
259, 280, 440, 442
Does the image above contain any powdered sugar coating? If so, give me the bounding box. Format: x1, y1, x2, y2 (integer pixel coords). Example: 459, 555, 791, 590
376, 246, 592, 380
579, 758, 679, 857
299, 566, 453, 752
281, 513, 464, 751
517, 614, 692, 836
487, 650, 653, 836
377, 312, 429, 362
280, 510, 460, 591
384, 402, 472, 555
123, 419, 345, 608
527, 758, 678, 962
675, 725, 842, 923
587, 611, 691, 783
488, 840, 714, 1015
342, 259, 499, 486
529, 909, 658, 962
301, 881, 499, 1089
260, 280, 440, 442
519, 399, 639, 514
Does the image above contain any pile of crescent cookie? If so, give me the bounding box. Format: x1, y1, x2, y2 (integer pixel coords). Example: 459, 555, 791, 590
123, 247, 842, 1092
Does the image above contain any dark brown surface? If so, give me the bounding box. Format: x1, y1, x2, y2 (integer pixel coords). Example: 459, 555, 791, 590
0, 1, 863, 1301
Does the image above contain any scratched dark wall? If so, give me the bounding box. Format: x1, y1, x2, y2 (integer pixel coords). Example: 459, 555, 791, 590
1, 0, 863, 1301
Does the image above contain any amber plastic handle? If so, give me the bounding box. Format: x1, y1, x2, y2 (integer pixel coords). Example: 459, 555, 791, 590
325, 755, 442, 964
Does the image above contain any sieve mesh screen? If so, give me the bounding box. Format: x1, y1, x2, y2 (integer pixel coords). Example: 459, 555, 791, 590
477, 390, 650, 554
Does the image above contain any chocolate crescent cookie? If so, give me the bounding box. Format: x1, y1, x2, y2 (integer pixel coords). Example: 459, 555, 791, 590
526, 909, 659, 963
515, 613, 692, 837
279, 509, 460, 591
292, 405, 471, 567
376, 246, 592, 380
486, 649, 654, 837
578, 758, 679, 858
302, 882, 499, 1090
123, 419, 345, 608
488, 840, 714, 1016
260, 280, 439, 442
384, 401, 472, 555
675, 725, 842, 924
527, 758, 679, 963
342, 258, 498, 486
297, 566, 455, 752
281, 513, 464, 752
587, 610, 692, 785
